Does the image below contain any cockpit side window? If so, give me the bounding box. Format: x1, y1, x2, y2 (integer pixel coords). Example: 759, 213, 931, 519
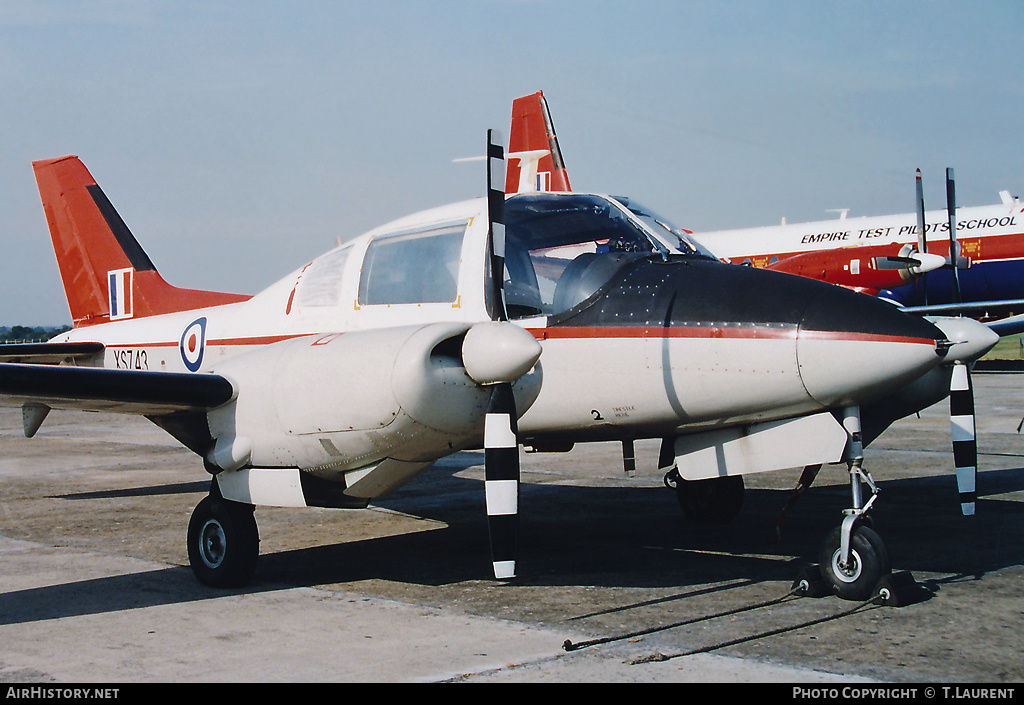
295, 244, 353, 308
503, 194, 659, 318
358, 221, 466, 305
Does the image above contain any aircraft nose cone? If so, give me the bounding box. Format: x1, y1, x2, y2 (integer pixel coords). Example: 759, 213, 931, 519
796, 285, 947, 407
928, 316, 999, 363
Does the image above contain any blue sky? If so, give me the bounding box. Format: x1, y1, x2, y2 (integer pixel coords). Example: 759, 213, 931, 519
2, 0, 1022, 325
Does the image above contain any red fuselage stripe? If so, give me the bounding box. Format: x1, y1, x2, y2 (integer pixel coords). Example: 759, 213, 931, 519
527, 325, 936, 346
102, 327, 938, 349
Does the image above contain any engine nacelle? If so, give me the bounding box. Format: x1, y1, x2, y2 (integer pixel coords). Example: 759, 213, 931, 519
205, 322, 541, 504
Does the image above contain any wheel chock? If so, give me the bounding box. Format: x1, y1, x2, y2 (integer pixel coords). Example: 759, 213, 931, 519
792, 564, 830, 598
874, 571, 929, 607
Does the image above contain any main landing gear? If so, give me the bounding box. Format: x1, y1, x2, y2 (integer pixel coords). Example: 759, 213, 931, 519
186, 482, 260, 588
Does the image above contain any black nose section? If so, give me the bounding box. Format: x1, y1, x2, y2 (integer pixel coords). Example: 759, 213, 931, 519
550, 255, 946, 347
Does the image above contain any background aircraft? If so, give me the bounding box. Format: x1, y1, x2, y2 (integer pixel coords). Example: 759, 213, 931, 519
0, 115, 997, 601
693, 170, 1024, 318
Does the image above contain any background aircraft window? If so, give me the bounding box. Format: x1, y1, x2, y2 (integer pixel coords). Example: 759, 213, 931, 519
504, 194, 658, 317
295, 244, 352, 307
358, 222, 466, 305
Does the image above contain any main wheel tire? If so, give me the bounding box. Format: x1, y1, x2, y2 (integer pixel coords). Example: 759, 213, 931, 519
187, 495, 260, 588
818, 524, 890, 601
675, 475, 744, 523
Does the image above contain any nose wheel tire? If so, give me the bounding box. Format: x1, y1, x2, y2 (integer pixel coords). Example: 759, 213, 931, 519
818, 524, 889, 601
187, 495, 260, 588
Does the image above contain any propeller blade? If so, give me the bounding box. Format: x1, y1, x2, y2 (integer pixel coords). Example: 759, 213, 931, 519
484, 382, 519, 579
487, 129, 508, 322
949, 361, 977, 516
916, 168, 929, 304
915, 169, 927, 255
484, 130, 521, 579
946, 167, 962, 303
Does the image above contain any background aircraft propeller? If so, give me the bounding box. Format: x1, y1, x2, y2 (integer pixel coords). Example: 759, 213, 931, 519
947, 168, 963, 303
917, 168, 929, 305
869, 172, 944, 279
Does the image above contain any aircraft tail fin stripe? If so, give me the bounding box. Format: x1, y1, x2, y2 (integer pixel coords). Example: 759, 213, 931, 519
86, 184, 156, 271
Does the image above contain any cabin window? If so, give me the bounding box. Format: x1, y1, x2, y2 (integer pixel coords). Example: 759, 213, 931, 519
358, 221, 466, 305
295, 244, 353, 307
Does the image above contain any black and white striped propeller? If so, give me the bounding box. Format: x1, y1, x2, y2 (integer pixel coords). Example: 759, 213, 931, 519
949, 361, 977, 515
466, 130, 535, 579
930, 315, 992, 517
486, 129, 518, 579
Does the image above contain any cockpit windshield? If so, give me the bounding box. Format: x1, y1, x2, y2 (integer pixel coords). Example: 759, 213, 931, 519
612, 196, 721, 260
504, 193, 709, 319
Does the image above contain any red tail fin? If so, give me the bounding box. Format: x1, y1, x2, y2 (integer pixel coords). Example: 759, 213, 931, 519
505, 91, 572, 195
33, 156, 250, 327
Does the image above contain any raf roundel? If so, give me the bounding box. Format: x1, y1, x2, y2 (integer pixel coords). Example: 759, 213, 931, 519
180, 317, 207, 372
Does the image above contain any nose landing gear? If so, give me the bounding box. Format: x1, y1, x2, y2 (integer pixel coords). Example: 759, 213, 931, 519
817, 406, 891, 601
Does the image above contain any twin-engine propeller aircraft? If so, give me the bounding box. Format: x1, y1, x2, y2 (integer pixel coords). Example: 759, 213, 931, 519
0, 119, 997, 600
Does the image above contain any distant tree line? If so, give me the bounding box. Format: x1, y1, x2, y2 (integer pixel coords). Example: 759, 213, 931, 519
0, 325, 71, 343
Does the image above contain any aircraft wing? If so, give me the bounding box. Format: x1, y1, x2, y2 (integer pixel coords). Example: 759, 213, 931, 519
0, 362, 234, 416
983, 312, 1024, 338
895, 299, 1024, 337
896, 298, 1024, 317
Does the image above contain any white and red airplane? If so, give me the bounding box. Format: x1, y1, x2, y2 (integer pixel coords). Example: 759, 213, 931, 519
0, 118, 997, 601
